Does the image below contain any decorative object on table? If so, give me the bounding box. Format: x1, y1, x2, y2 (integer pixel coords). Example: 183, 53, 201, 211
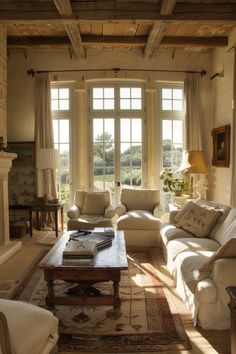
69, 230, 113, 249
36, 148, 58, 201
212, 124, 230, 167
176, 150, 208, 199
62, 239, 97, 266
160, 168, 187, 196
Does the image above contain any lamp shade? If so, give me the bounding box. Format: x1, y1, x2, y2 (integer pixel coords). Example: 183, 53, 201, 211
36, 148, 58, 169
176, 150, 208, 174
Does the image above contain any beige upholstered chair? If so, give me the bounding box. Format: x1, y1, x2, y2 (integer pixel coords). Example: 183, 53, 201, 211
67, 190, 115, 230
0, 299, 59, 354
115, 188, 164, 246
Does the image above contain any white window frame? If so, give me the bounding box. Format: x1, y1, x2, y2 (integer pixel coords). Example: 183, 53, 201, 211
51, 83, 73, 209
88, 81, 147, 200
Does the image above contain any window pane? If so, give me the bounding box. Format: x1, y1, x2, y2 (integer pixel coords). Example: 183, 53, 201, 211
104, 119, 114, 140
59, 99, 69, 110
93, 99, 103, 110
173, 120, 182, 144
59, 120, 69, 143
173, 89, 183, 99
120, 119, 130, 142
59, 144, 69, 167
173, 100, 183, 111
51, 89, 58, 99
104, 99, 114, 109
173, 144, 182, 168
93, 88, 103, 98
53, 120, 59, 143
93, 119, 103, 140
104, 88, 114, 98
132, 119, 142, 142
51, 100, 58, 111
162, 100, 172, 110
131, 87, 141, 98
162, 88, 171, 99
59, 88, 69, 99
131, 99, 141, 109
162, 120, 172, 140
120, 88, 130, 98
120, 99, 130, 109
121, 143, 130, 166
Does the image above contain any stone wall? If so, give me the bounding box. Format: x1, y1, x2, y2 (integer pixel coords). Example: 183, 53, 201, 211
0, 25, 6, 142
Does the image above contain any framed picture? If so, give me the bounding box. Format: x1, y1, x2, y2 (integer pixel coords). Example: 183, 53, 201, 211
7, 142, 35, 165
212, 125, 230, 167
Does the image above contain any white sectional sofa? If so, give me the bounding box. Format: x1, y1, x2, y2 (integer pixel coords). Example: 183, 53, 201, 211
160, 199, 236, 330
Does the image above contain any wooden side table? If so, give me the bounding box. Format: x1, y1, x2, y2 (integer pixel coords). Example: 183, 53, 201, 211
226, 286, 236, 354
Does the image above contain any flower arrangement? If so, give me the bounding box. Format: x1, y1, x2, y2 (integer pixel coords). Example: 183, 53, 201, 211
160, 168, 187, 196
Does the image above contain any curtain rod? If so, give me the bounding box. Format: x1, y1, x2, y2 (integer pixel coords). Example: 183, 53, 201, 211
27, 68, 207, 77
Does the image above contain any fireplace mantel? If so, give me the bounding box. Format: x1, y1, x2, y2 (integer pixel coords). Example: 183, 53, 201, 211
0, 151, 21, 265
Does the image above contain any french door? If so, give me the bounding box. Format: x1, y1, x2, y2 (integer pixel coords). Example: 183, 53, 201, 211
90, 84, 145, 204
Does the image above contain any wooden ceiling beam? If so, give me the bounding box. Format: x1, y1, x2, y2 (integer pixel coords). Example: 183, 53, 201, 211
144, 23, 167, 58
7, 35, 228, 48
52, 0, 85, 59
1, 2, 236, 23
161, 0, 177, 15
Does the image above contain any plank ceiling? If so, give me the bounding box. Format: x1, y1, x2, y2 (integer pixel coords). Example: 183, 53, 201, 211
1, 0, 236, 58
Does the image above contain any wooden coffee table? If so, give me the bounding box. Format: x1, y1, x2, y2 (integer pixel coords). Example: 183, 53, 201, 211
38, 230, 128, 310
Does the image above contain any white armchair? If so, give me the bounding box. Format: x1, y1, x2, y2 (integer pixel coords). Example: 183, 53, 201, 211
115, 188, 164, 246
0, 299, 59, 354
67, 190, 115, 230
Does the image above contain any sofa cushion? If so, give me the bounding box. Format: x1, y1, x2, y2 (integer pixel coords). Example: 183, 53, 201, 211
160, 224, 194, 246
117, 210, 160, 230
175, 201, 222, 237
82, 192, 109, 215
199, 237, 236, 272
166, 237, 220, 264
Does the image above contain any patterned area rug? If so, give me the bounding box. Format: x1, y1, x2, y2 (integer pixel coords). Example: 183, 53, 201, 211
11, 248, 191, 352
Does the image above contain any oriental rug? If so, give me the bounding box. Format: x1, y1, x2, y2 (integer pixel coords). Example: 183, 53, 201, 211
10, 248, 191, 352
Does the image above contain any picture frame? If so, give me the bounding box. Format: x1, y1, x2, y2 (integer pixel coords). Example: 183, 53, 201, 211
212, 125, 230, 167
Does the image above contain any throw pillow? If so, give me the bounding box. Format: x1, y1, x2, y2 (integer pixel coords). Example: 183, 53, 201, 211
82, 192, 108, 215
199, 238, 236, 272
175, 201, 222, 237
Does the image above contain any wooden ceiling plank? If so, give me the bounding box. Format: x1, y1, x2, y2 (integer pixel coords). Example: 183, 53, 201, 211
162, 36, 228, 47
1, 2, 236, 23
144, 23, 167, 58
161, 0, 177, 15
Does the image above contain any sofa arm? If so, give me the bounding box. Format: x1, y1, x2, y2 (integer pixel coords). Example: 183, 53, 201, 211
169, 210, 179, 224
67, 205, 80, 219
104, 204, 115, 218
115, 203, 127, 216
212, 258, 236, 284
153, 204, 164, 218
0, 311, 12, 354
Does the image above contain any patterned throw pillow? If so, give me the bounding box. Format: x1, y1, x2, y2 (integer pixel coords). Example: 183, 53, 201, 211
175, 201, 222, 237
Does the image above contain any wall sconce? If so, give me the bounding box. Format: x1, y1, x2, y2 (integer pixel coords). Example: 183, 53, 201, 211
36, 148, 58, 201
176, 150, 208, 199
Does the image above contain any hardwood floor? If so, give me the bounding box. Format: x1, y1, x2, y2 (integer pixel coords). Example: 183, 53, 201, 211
0, 233, 231, 354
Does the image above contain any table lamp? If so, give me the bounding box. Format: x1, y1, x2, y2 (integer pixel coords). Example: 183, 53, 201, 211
36, 148, 58, 201
176, 150, 208, 199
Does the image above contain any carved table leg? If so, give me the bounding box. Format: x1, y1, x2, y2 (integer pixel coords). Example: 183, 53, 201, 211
113, 281, 121, 310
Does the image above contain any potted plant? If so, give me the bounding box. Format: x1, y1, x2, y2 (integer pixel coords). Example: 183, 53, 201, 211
160, 168, 187, 196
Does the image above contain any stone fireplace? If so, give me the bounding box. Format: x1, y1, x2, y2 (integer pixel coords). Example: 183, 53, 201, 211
0, 151, 22, 265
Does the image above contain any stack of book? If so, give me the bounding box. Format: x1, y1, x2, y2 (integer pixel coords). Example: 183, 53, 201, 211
70, 228, 114, 249
62, 239, 97, 266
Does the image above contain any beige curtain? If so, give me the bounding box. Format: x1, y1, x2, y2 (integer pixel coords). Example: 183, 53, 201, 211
34, 73, 57, 199
184, 73, 203, 150
230, 52, 236, 207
